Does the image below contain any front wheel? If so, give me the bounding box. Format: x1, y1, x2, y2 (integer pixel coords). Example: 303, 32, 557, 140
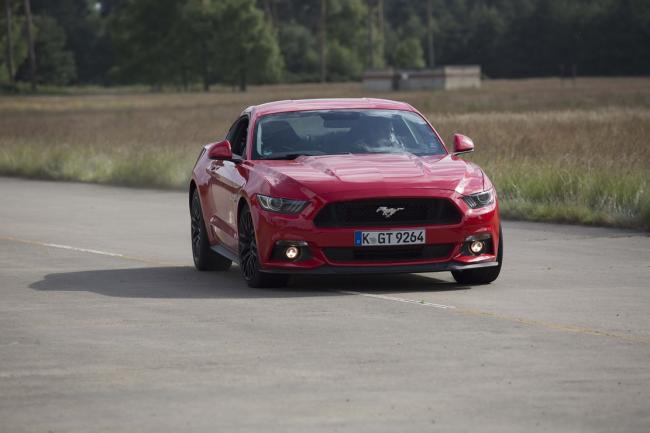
451, 226, 503, 285
238, 206, 289, 288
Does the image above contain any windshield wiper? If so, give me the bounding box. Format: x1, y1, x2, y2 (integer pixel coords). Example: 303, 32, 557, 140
264, 151, 356, 160
264, 152, 327, 160
266, 153, 310, 160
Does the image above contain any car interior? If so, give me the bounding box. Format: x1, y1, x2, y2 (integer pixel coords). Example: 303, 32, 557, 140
227, 117, 249, 157
254, 111, 444, 159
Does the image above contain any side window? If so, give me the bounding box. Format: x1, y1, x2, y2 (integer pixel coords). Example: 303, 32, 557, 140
226, 116, 249, 157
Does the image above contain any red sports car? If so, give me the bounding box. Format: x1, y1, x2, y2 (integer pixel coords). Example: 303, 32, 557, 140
189, 99, 502, 288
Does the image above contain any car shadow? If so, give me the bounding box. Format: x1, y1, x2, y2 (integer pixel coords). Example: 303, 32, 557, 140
29, 266, 470, 299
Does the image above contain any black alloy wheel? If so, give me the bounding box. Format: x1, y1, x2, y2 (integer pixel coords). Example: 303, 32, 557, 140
238, 206, 289, 288
191, 189, 232, 271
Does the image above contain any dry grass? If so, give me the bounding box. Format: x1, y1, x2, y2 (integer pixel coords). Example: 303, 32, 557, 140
1, 77, 649, 228
434, 108, 650, 227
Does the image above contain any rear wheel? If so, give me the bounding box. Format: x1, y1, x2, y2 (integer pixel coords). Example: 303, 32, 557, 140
238, 206, 289, 288
451, 226, 503, 285
191, 189, 232, 271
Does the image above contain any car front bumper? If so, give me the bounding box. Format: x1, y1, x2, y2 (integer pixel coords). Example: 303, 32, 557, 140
250, 189, 500, 275
260, 259, 499, 275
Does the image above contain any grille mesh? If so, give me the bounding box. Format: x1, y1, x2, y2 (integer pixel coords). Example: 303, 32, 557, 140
314, 198, 461, 228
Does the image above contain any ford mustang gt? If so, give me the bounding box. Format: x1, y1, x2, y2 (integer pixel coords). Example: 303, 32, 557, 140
189, 99, 502, 288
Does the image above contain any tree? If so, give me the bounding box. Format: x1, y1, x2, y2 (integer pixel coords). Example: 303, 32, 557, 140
110, 0, 283, 91
3, 0, 14, 84
278, 23, 320, 81
365, 0, 385, 69
426, 0, 433, 68
212, 0, 283, 91
23, 0, 35, 89
2, 0, 27, 85
30, 0, 112, 84
6, 0, 650, 86
394, 36, 425, 69
178, 0, 216, 90
318, 0, 326, 81
272, 0, 371, 82
383, 3, 426, 69
327, 40, 363, 80
326, 0, 367, 80
109, 0, 192, 88
466, 4, 506, 76
30, 15, 75, 84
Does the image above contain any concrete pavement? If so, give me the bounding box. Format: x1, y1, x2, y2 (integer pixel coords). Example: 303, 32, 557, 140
1, 177, 649, 432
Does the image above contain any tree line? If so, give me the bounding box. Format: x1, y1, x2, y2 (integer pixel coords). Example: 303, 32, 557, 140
2, 0, 649, 91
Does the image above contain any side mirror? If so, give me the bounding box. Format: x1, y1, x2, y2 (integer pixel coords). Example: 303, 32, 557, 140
207, 140, 234, 160
453, 134, 475, 155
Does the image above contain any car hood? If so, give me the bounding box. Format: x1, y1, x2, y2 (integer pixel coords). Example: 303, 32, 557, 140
249, 153, 485, 200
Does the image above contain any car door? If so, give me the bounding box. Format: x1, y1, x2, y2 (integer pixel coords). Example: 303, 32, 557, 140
206, 116, 248, 253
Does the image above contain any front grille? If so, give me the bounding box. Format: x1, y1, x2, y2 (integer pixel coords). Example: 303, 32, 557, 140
324, 244, 454, 263
313, 198, 461, 228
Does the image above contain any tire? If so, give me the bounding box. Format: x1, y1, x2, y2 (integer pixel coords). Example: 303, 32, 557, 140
191, 189, 232, 271
238, 206, 289, 288
451, 225, 503, 285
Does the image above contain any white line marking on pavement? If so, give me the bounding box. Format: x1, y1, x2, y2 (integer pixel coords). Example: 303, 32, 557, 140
337, 290, 456, 309
42, 242, 126, 258
3, 235, 649, 344
0, 236, 178, 266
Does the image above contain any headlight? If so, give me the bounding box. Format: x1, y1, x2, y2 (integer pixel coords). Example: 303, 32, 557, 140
257, 194, 308, 214
462, 190, 494, 209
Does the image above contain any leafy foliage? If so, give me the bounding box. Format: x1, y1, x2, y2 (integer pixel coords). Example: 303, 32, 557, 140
30, 15, 76, 85
2, 0, 650, 88
278, 23, 320, 81
0, 0, 27, 84
215, 0, 284, 90
108, 0, 282, 90
394, 37, 425, 69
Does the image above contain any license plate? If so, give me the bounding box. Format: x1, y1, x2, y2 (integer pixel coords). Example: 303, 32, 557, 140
354, 229, 426, 246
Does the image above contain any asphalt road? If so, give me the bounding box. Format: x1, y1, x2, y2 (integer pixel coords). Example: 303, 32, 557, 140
1, 176, 649, 433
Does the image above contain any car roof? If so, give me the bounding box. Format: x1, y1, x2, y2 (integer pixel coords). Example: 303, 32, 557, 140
245, 98, 417, 118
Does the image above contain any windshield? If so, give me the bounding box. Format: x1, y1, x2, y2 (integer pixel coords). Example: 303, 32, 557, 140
253, 109, 446, 160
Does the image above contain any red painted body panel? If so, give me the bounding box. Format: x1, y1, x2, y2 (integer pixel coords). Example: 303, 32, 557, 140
250, 98, 415, 118
191, 98, 500, 273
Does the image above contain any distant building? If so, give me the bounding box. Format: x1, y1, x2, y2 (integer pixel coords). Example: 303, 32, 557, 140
362, 69, 398, 92
363, 65, 481, 91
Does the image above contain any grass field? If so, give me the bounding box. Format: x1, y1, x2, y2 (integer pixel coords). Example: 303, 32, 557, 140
1, 77, 649, 229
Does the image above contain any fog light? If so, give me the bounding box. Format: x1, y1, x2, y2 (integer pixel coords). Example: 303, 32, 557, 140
470, 240, 484, 254
285, 246, 300, 260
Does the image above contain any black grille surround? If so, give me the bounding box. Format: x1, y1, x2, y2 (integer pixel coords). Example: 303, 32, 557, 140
313, 198, 462, 228
324, 244, 455, 263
